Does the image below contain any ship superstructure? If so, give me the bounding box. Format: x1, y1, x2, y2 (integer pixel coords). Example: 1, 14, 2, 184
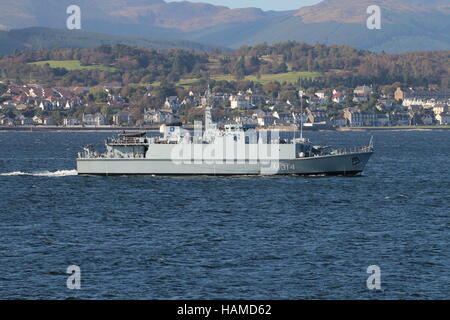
77, 108, 374, 176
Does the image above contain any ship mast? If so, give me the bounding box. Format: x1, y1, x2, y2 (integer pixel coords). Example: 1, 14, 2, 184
299, 83, 304, 140
203, 83, 215, 143
204, 83, 212, 130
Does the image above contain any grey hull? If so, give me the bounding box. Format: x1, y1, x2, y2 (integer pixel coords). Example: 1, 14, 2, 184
77, 152, 373, 176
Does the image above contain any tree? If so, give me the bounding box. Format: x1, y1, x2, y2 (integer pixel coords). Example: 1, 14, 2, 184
233, 56, 246, 80
276, 62, 288, 73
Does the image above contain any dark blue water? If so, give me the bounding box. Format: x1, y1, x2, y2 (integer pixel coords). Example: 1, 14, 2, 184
0, 130, 449, 299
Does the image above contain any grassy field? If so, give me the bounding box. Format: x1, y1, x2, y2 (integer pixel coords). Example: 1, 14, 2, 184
29, 60, 115, 71
339, 125, 450, 131
176, 71, 322, 88
27, 59, 320, 87
243, 71, 322, 84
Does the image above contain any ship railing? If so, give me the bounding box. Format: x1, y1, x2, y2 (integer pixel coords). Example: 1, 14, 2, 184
78, 152, 103, 159
330, 146, 373, 156
107, 137, 146, 145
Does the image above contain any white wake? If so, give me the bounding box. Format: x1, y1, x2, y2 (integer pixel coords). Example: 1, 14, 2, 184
0, 170, 78, 177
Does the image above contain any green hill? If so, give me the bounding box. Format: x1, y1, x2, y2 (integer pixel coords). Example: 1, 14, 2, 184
0, 27, 225, 55
29, 60, 116, 71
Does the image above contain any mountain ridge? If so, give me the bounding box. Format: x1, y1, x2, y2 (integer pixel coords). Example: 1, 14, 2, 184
0, 0, 287, 32
0, 27, 226, 55
0, 0, 449, 53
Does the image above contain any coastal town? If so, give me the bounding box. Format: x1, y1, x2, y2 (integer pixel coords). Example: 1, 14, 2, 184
1, 82, 450, 130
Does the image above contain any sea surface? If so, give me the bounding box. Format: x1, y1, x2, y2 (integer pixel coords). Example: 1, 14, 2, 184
0, 130, 449, 299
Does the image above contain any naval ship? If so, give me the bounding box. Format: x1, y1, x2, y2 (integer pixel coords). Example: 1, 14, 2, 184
77, 107, 374, 176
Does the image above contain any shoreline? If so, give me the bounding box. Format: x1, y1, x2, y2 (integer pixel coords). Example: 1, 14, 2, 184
337, 126, 450, 132
0, 126, 161, 132
1, 125, 450, 132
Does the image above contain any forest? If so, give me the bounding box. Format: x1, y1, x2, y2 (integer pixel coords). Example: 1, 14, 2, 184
0, 41, 449, 89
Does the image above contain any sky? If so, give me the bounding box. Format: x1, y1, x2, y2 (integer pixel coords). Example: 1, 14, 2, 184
167, 0, 322, 11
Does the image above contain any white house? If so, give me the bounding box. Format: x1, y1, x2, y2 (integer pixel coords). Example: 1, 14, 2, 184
436, 112, 450, 125
433, 104, 448, 116
144, 109, 179, 124
344, 108, 376, 126
164, 96, 181, 112
354, 85, 372, 97
113, 112, 132, 125
64, 118, 81, 126
32, 116, 44, 124
332, 92, 346, 104
230, 95, 252, 110
315, 90, 328, 100
83, 113, 107, 126
253, 111, 276, 126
